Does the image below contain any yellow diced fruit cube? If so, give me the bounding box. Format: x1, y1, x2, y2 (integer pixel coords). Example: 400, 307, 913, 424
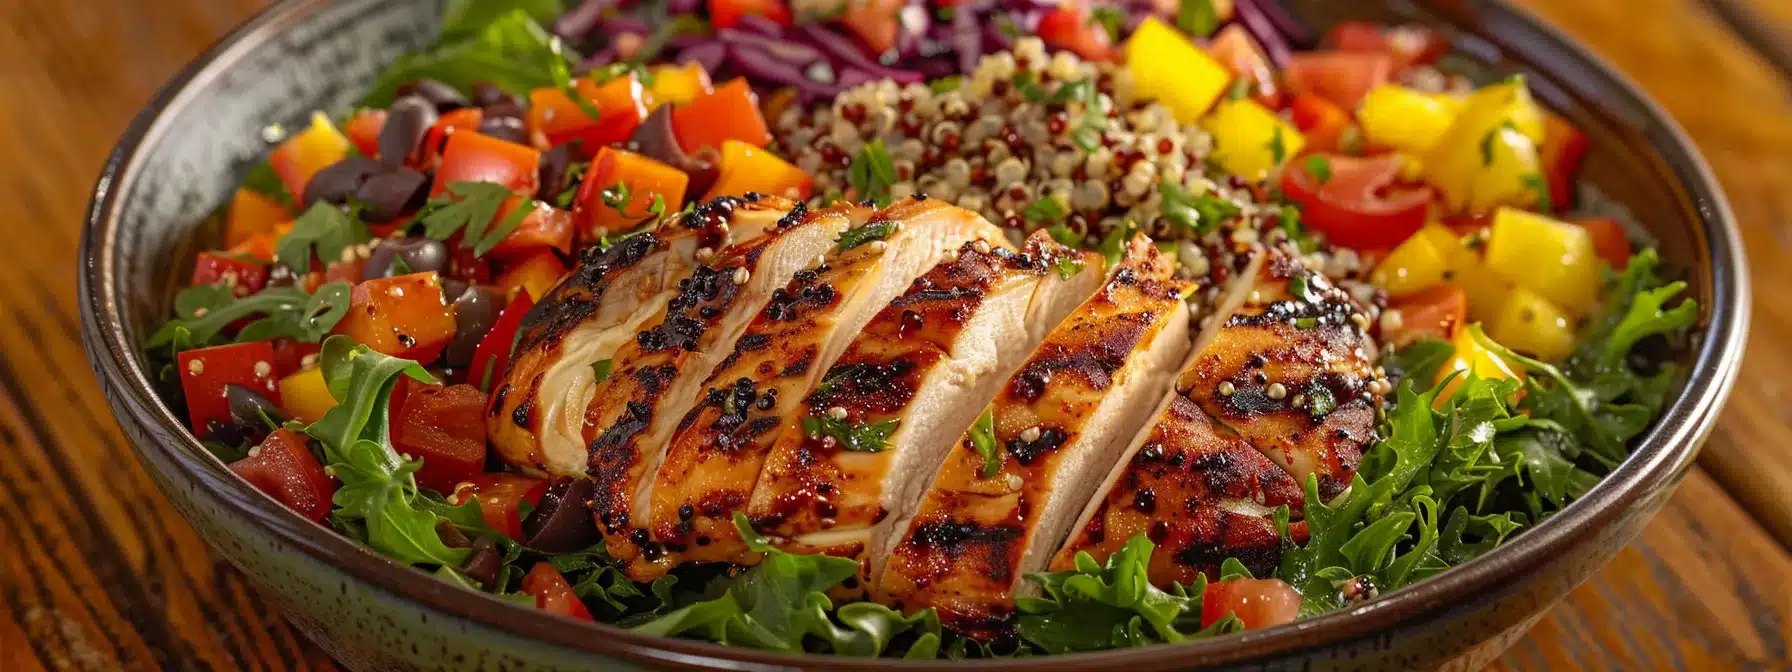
1489, 286, 1577, 361
1435, 325, 1524, 404
1200, 98, 1305, 180
1483, 207, 1602, 315
1126, 17, 1233, 124
1370, 225, 1456, 297
278, 367, 337, 424
1428, 124, 1544, 213
1451, 78, 1546, 144
1359, 85, 1460, 155
648, 62, 713, 107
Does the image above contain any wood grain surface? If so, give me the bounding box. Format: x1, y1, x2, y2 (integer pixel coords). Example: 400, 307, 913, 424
0, 0, 1785, 670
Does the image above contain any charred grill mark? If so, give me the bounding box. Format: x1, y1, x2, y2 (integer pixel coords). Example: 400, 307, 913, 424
489, 384, 510, 417
901, 518, 1024, 585
778, 351, 815, 378
736, 333, 771, 352
806, 359, 919, 413
638, 265, 738, 352
1005, 427, 1068, 466
1167, 509, 1284, 579
516, 232, 660, 352
1008, 313, 1151, 402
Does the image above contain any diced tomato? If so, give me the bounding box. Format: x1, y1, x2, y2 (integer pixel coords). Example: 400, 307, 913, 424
343, 109, 387, 159
269, 338, 321, 378
672, 78, 773, 154
226, 221, 292, 264
488, 197, 575, 260
1540, 111, 1589, 212
522, 562, 594, 621
229, 429, 336, 522
840, 0, 907, 55
392, 384, 489, 494
574, 147, 690, 241
422, 108, 484, 167
268, 112, 352, 201
225, 188, 291, 249
331, 272, 457, 362
1577, 217, 1632, 270
1324, 21, 1448, 73
453, 474, 549, 541
527, 75, 652, 150
496, 252, 568, 305
1202, 578, 1302, 631
191, 252, 270, 298
1387, 283, 1469, 345
446, 234, 493, 284
302, 255, 371, 293
702, 139, 813, 202
1283, 51, 1393, 111
1207, 25, 1281, 109
1288, 92, 1352, 153
1280, 152, 1432, 250
176, 341, 282, 434
467, 290, 534, 393
432, 131, 541, 199
1036, 0, 1118, 62
708, 0, 791, 30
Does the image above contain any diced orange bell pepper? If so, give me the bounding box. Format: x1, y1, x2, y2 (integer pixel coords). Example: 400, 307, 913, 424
422, 108, 484, 167
673, 78, 772, 154
496, 251, 569, 303
1540, 111, 1589, 212
648, 62, 714, 107
225, 188, 291, 249
1576, 216, 1632, 270
277, 366, 336, 424
332, 272, 457, 362
1288, 92, 1352, 154
702, 140, 812, 202
226, 220, 293, 263
528, 75, 652, 150
268, 112, 352, 200
431, 131, 541, 199
1207, 25, 1282, 109
574, 147, 690, 241
488, 197, 575, 260
343, 109, 387, 159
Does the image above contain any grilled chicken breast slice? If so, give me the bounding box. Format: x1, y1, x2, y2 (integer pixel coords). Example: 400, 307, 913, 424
489, 199, 782, 476
744, 231, 1104, 577
1177, 249, 1381, 501
581, 198, 855, 574
642, 198, 1007, 574
873, 237, 1193, 632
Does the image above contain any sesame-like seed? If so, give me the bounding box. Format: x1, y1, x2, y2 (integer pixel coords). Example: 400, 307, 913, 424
388, 285, 405, 298
828, 406, 848, 420
1267, 382, 1287, 400
695, 247, 714, 261
187, 359, 204, 375
192, 307, 209, 318
972, 240, 991, 254
1292, 394, 1308, 408
1248, 290, 1262, 304
247, 445, 262, 458
253, 361, 272, 377
300, 353, 318, 370
867, 240, 887, 252
1004, 473, 1024, 490
732, 268, 751, 285
1217, 381, 1236, 396
1019, 426, 1041, 443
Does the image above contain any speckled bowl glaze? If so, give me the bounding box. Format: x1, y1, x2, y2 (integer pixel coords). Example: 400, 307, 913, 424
81, 0, 1747, 669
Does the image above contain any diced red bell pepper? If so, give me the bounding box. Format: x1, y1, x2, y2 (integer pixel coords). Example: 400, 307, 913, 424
343, 109, 387, 159
1577, 217, 1632, 270
453, 473, 549, 541
527, 75, 653, 150
1283, 51, 1393, 111
522, 562, 594, 621
1207, 25, 1282, 109
392, 384, 489, 494
191, 252, 270, 298
301, 255, 371, 293
702, 140, 813, 202
1288, 92, 1353, 154
1540, 111, 1590, 212
467, 289, 534, 393
422, 108, 484, 168
331, 272, 458, 362
230, 429, 336, 522
672, 78, 773, 154
446, 234, 493, 284
708, 0, 791, 30
496, 253, 568, 308
432, 131, 542, 199
269, 338, 322, 378
1324, 21, 1448, 74
268, 112, 352, 201
176, 341, 282, 434
225, 188, 291, 249
574, 147, 690, 241
488, 197, 576, 261
1036, 0, 1118, 62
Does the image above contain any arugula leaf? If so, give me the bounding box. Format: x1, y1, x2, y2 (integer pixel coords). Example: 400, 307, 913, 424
847, 139, 897, 207
1159, 181, 1241, 234
1387, 339, 1453, 391
362, 10, 567, 107
276, 202, 370, 274
835, 219, 898, 252
147, 283, 351, 350
801, 415, 900, 453
968, 408, 1001, 478
440, 0, 563, 40
241, 158, 294, 209
1015, 535, 1236, 654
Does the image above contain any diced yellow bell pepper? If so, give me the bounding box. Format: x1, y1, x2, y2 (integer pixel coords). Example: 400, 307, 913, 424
1452, 78, 1545, 143
1370, 225, 1456, 297
267, 112, 351, 201
1483, 207, 1602, 315
278, 367, 337, 424
1200, 98, 1305, 180
1125, 17, 1233, 124
1435, 324, 1524, 403
1422, 77, 1548, 213
1359, 85, 1459, 155
648, 62, 714, 107
1488, 286, 1577, 361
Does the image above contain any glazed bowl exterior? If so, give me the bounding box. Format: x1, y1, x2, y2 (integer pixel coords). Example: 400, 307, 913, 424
79, 0, 1748, 669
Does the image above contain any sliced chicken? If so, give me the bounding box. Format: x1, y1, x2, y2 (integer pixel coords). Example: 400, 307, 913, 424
639, 198, 1008, 577
743, 231, 1104, 580
873, 237, 1193, 633
489, 197, 783, 476
582, 197, 857, 572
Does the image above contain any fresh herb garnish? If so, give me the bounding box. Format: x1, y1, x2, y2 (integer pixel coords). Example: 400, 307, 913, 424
555, 161, 589, 209
1177, 0, 1220, 38
1226, 77, 1253, 102
547, 36, 603, 121
1479, 121, 1520, 167
1277, 203, 1317, 253
148, 282, 351, 350
1266, 126, 1287, 164
1305, 155, 1333, 184
1522, 173, 1554, 212
835, 219, 898, 252
276, 202, 371, 274
968, 408, 1001, 478
1159, 181, 1241, 234
416, 181, 531, 257
1089, 6, 1126, 43
362, 9, 567, 107
1054, 257, 1086, 281
1096, 219, 1139, 267
1016, 534, 1240, 653
801, 415, 900, 453
1022, 196, 1069, 223
591, 358, 614, 384
929, 76, 963, 95
1044, 223, 1083, 247
847, 139, 897, 207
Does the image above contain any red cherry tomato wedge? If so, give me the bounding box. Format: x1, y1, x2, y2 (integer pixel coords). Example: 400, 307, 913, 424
453, 473, 549, 540
191, 252, 269, 298
392, 384, 490, 494
1386, 283, 1469, 346
1577, 217, 1632, 270
1540, 112, 1590, 212
467, 289, 536, 394
1283, 51, 1393, 111
708, 0, 791, 30
1288, 92, 1353, 154
1324, 21, 1448, 73
1202, 578, 1302, 631
176, 341, 282, 435
230, 429, 336, 522
1280, 153, 1432, 250
522, 562, 594, 621
1036, 1, 1119, 62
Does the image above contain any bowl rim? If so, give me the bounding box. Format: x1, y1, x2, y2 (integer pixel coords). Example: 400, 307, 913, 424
79, 0, 1749, 668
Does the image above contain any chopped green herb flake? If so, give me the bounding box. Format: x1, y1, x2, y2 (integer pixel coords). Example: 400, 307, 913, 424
801, 415, 899, 453
969, 409, 1001, 478
847, 139, 897, 207
1022, 196, 1069, 223
1177, 0, 1220, 38
1159, 181, 1241, 234
835, 219, 897, 252
1305, 155, 1333, 184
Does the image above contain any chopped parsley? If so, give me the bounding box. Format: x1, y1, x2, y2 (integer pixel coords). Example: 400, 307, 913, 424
1266, 126, 1288, 165
801, 415, 900, 453
1096, 219, 1140, 267
1054, 257, 1086, 281
847, 138, 897, 207
1177, 0, 1220, 38
1044, 223, 1084, 247
1522, 173, 1554, 212
555, 161, 588, 209
547, 35, 602, 121
1479, 121, 1520, 167
928, 76, 963, 95
835, 220, 897, 253
1227, 77, 1253, 102
599, 181, 670, 221
1304, 155, 1333, 184
276, 203, 371, 274
969, 408, 1001, 478
1158, 181, 1241, 234
591, 358, 613, 384
415, 181, 532, 257
1022, 196, 1069, 223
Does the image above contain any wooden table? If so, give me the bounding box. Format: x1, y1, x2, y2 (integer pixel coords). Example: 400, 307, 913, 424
0, 0, 1786, 669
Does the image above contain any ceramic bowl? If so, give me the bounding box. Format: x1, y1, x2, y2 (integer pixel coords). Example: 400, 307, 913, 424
80, 0, 1748, 669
